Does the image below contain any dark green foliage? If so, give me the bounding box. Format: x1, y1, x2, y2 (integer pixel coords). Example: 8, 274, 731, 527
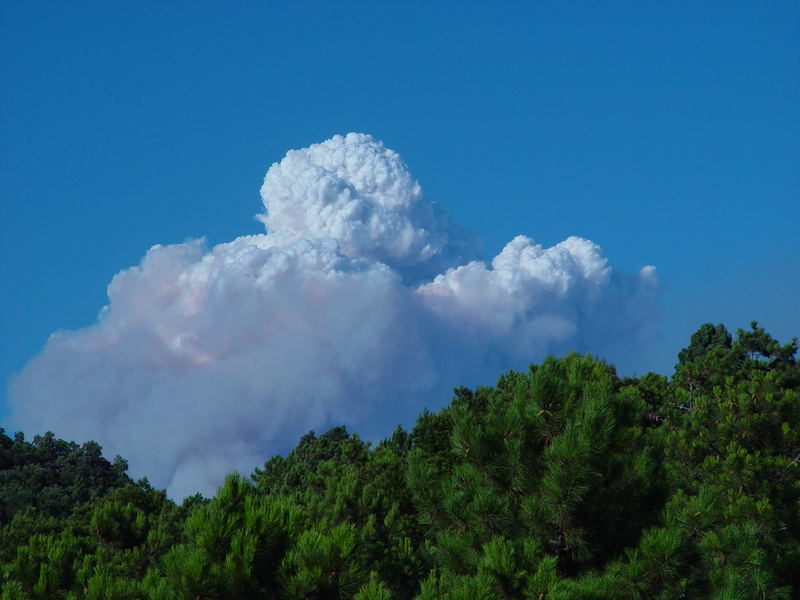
404, 354, 668, 598
677, 322, 733, 365
254, 426, 363, 497
0, 430, 130, 523
1, 321, 798, 599
675, 321, 799, 394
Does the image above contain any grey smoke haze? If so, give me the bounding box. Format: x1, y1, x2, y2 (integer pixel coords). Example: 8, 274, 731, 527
8, 134, 660, 498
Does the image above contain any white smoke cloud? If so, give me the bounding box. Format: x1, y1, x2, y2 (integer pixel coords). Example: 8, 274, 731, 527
258, 133, 479, 282
8, 133, 660, 498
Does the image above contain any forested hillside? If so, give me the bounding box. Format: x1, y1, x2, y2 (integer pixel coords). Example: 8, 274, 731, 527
2, 322, 798, 599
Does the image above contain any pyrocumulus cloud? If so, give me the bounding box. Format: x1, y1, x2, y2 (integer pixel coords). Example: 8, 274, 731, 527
8, 133, 659, 497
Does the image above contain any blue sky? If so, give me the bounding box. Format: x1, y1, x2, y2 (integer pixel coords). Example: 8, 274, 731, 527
1, 1, 798, 424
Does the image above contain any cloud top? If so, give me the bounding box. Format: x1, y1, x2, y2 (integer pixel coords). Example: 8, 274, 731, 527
8, 134, 659, 497
258, 133, 478, 282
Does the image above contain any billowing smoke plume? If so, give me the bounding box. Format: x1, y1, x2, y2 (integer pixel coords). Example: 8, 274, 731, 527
8, 133, 659, 497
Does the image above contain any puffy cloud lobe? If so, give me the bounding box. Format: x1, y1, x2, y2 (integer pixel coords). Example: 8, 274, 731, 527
8, 133, 660, 498
258, 133, 479, 282
418, 235, 659, 362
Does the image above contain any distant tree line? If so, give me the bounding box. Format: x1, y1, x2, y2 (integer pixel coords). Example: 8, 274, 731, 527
1, 321, 798, 599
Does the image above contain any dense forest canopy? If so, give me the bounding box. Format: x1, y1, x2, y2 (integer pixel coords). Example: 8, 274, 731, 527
1, 321, 798, 599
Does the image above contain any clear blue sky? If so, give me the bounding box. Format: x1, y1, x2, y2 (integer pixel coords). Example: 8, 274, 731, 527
1, 1, 798, 420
